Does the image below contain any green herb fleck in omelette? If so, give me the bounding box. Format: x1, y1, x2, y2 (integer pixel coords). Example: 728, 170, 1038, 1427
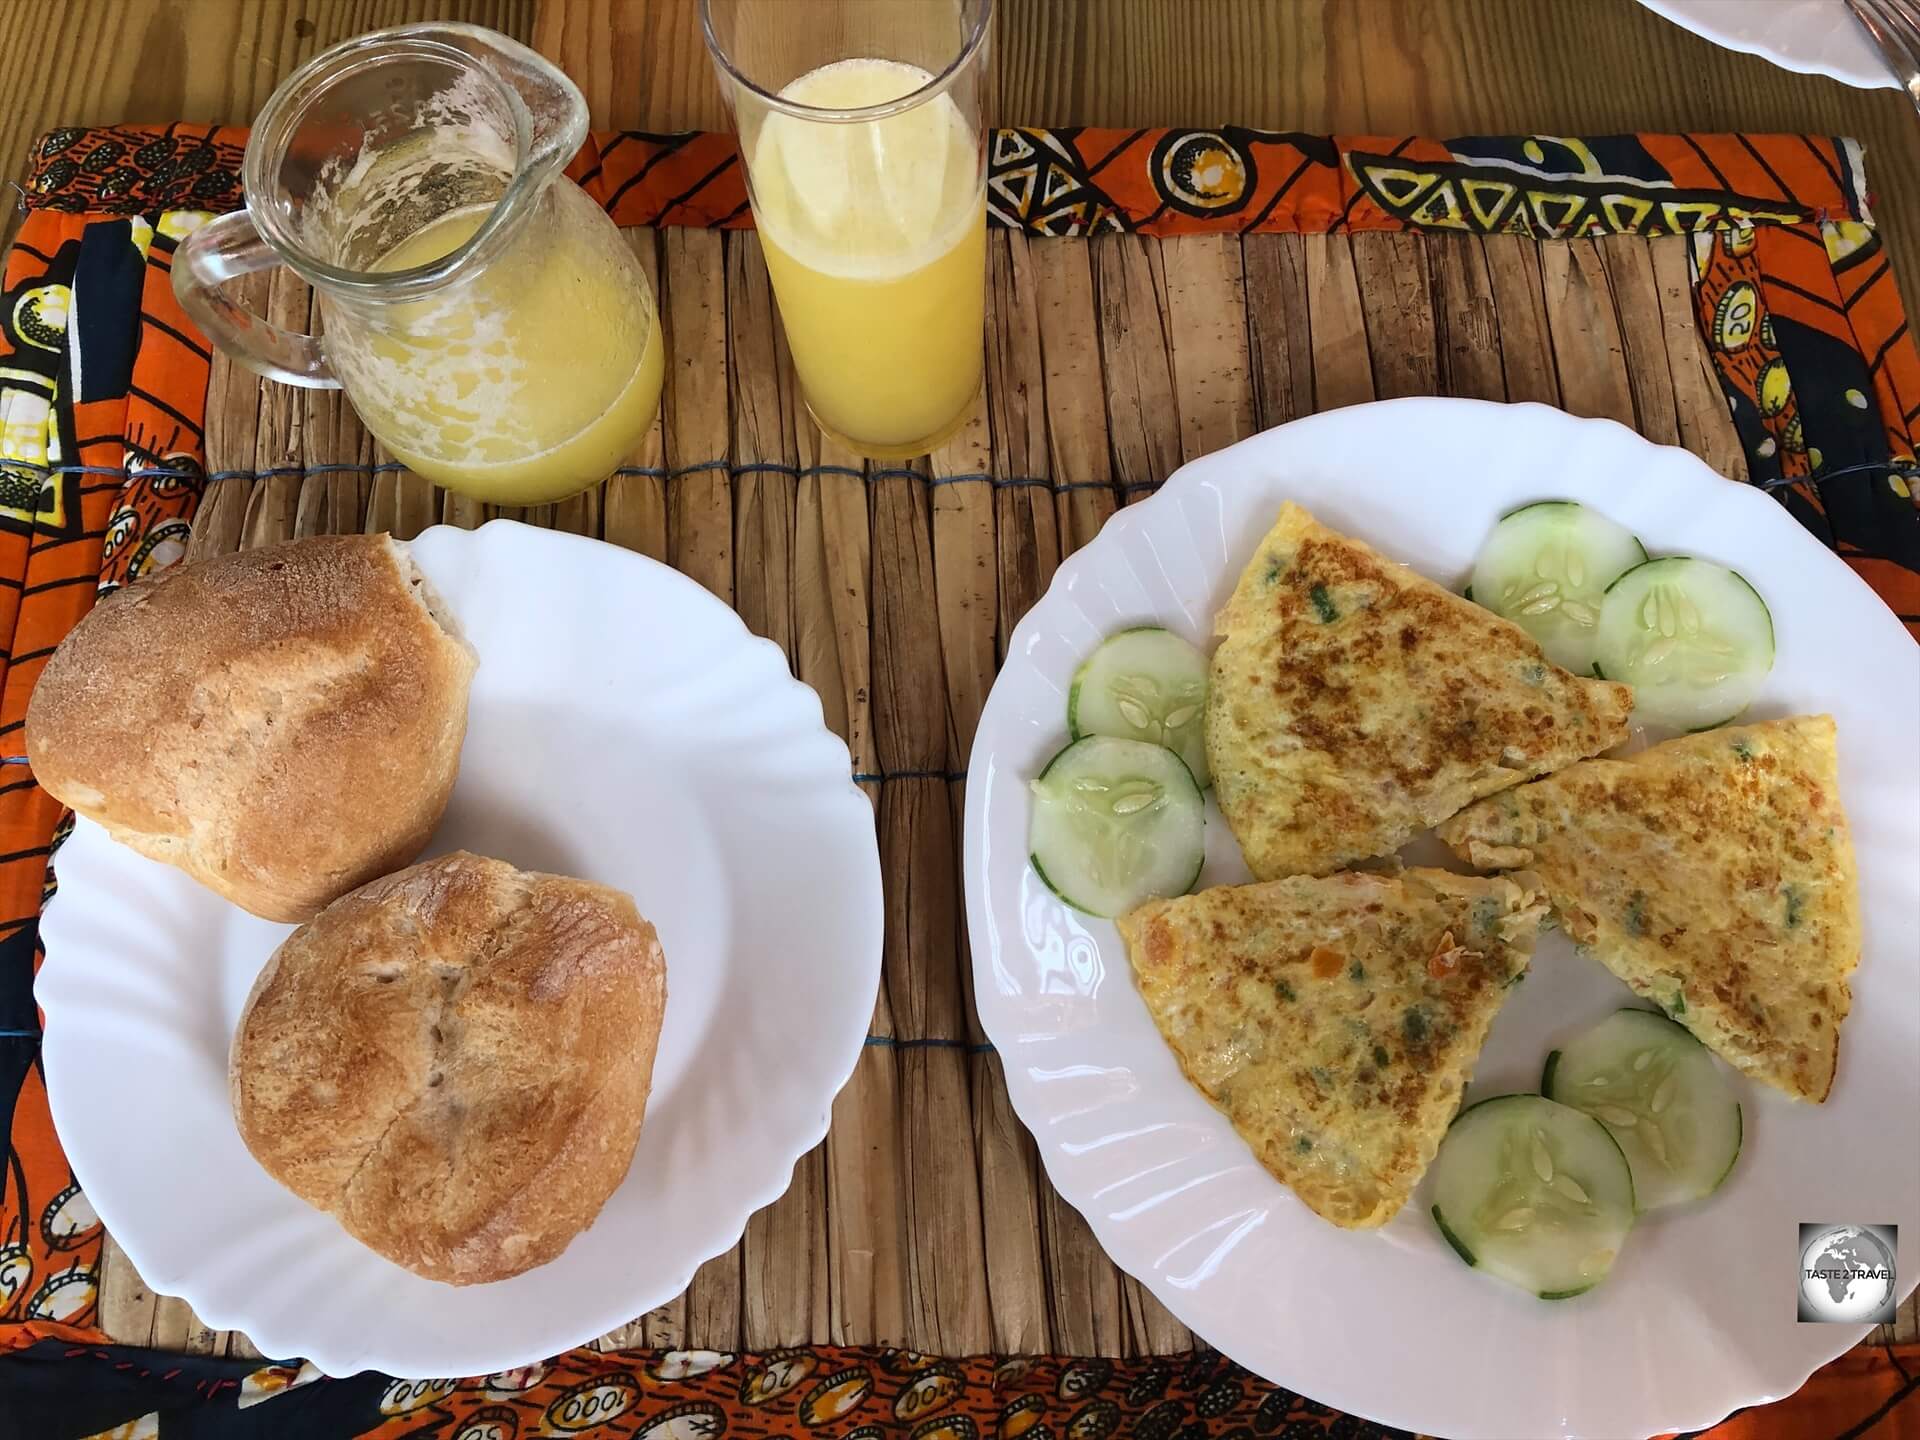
1438, 714, 1859, 1103
1118, 868, 1546, 1228
1206, 503, 1634, 880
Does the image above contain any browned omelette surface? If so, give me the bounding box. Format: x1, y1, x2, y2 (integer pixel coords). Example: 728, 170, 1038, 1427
1119, 869, 1546, 1228
1205, 503, 1634, 878
1438, 714, 1860, 1102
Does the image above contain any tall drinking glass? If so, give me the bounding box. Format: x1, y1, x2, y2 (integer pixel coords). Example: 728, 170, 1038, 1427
702, 0, 992, 460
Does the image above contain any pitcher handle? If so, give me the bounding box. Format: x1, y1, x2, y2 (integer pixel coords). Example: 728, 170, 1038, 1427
172, 210, 340, 390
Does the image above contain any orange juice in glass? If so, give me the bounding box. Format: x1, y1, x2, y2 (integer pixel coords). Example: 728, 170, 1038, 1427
703, 0, 992, 460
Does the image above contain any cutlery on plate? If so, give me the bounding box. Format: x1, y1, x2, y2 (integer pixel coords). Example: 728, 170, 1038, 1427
1847, 0, 1920, 110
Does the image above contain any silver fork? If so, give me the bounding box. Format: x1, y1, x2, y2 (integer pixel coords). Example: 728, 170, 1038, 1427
1848, 0, 1920, 112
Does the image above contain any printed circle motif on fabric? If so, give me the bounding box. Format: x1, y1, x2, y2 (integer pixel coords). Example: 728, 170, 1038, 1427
13, 285, 70, 351
1136, 1399, 1188, 1440
1197, 1379, 1246, 1419
1064, 1399, 1121, 1440
0, 1241, 31, 1308
39, 1180, 100, 1251
798, 1367, 873, 1427
630, 1397, 727, 1440
23, 1261, 94, 1321
1712, 280, 1761, 351
454, 1404, 522, 1440
881, 1349, 945, 1375
1758, 357, 1792, 417
381, 1378, 460, 1417
1126, 1364, 1172, 1406
910, 1414, 980, 1440
1055, 1359, 1112, 1403
998, 1392, 1047, 1440
894, 1364, 967, 1423
740, 1352, 817, 1406
1151, 130, 1254, 217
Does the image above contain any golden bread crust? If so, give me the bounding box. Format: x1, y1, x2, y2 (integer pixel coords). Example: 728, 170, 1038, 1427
25, 533, 475, 922
230, 851, 667, 1284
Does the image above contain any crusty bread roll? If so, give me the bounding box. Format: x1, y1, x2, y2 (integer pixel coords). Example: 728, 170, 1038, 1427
230, 851, 667, 1285
25, 534, 475, 922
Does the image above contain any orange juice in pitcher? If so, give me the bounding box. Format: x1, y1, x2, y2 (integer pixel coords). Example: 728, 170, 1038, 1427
338, 187, 665, 502
174, 24, 663, 505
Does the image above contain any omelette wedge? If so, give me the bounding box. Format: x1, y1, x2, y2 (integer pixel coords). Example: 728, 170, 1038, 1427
1119, 868, 1548, 1228
1206, 503, 1634, 878
1437, 715, 1860, 1102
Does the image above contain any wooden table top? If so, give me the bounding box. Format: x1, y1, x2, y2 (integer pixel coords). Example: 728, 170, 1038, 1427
1, 0, 1912, 1364
6, 0, 1920, 310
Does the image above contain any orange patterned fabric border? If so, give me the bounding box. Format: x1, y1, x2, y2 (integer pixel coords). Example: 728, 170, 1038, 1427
1, 1334, 1916, 1439
565, 128, 1867, 240
25, 124, 1920, 530
0, 200, 210, 1341
1, 124, 1916, 1438
29, 125, 1867, 237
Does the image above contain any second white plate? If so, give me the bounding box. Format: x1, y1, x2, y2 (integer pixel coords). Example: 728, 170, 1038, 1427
39, 520, 883, 1378
963, 399, 1920, 1440
1635, 0, 1895, 89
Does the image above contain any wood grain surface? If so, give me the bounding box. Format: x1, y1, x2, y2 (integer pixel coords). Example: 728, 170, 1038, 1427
4, 0, 1913, 1374
5, 0, 1920, 305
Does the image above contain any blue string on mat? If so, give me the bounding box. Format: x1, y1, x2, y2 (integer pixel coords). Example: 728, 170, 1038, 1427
208, 462, 405, 481
0, 456, 1165, 495
8, 757, 966, 783
864, 1035, 995, 1053
10, 452, 1918, 497
1754, 459, 1920, 491
0, 1026, 991, 1048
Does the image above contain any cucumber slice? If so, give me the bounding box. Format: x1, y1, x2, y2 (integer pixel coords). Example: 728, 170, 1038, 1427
1469, 501, 1648, 674
1068, 628, 1211, 787
1429, 1094, 1635, 1299
1543, 1009, 1743, 1210
1028, 735, 1205, 917
1594, 557, 1774, 729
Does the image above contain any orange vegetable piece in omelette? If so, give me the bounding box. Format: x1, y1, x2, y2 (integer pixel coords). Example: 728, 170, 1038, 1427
1118, 868, 1547, 1229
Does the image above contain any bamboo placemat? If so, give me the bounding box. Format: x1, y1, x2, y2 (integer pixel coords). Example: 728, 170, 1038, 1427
82, 223, 1917, 1362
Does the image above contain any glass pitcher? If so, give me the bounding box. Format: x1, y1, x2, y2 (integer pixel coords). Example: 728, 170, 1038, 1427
173, 24, 663, 506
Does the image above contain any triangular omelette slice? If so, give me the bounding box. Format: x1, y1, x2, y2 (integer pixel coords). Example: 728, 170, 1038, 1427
1119, 868, 1547, 1228
1438, 715, 1860, 1102
1206, 503, 1634, 878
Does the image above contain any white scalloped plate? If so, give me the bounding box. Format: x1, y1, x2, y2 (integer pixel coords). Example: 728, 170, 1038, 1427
963, 400, 1920, 1440
1635, 0, 1895, 89
38, 519, 882, 1378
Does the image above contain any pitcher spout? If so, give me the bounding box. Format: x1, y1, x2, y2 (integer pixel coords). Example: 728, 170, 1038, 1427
444, 23, 590, 192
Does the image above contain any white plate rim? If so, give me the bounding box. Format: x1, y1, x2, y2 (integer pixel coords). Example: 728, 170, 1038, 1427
1634, 0, 1897, 90
38, 519, 884, 1377
963, 397, 1920, 1439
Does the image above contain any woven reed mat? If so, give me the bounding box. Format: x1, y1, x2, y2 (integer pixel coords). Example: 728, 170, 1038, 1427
90, 225, 1917, 1363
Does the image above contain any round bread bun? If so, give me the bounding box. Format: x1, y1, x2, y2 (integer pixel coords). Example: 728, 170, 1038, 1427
230, 851, 667, 1285
25, 534, 475, 922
